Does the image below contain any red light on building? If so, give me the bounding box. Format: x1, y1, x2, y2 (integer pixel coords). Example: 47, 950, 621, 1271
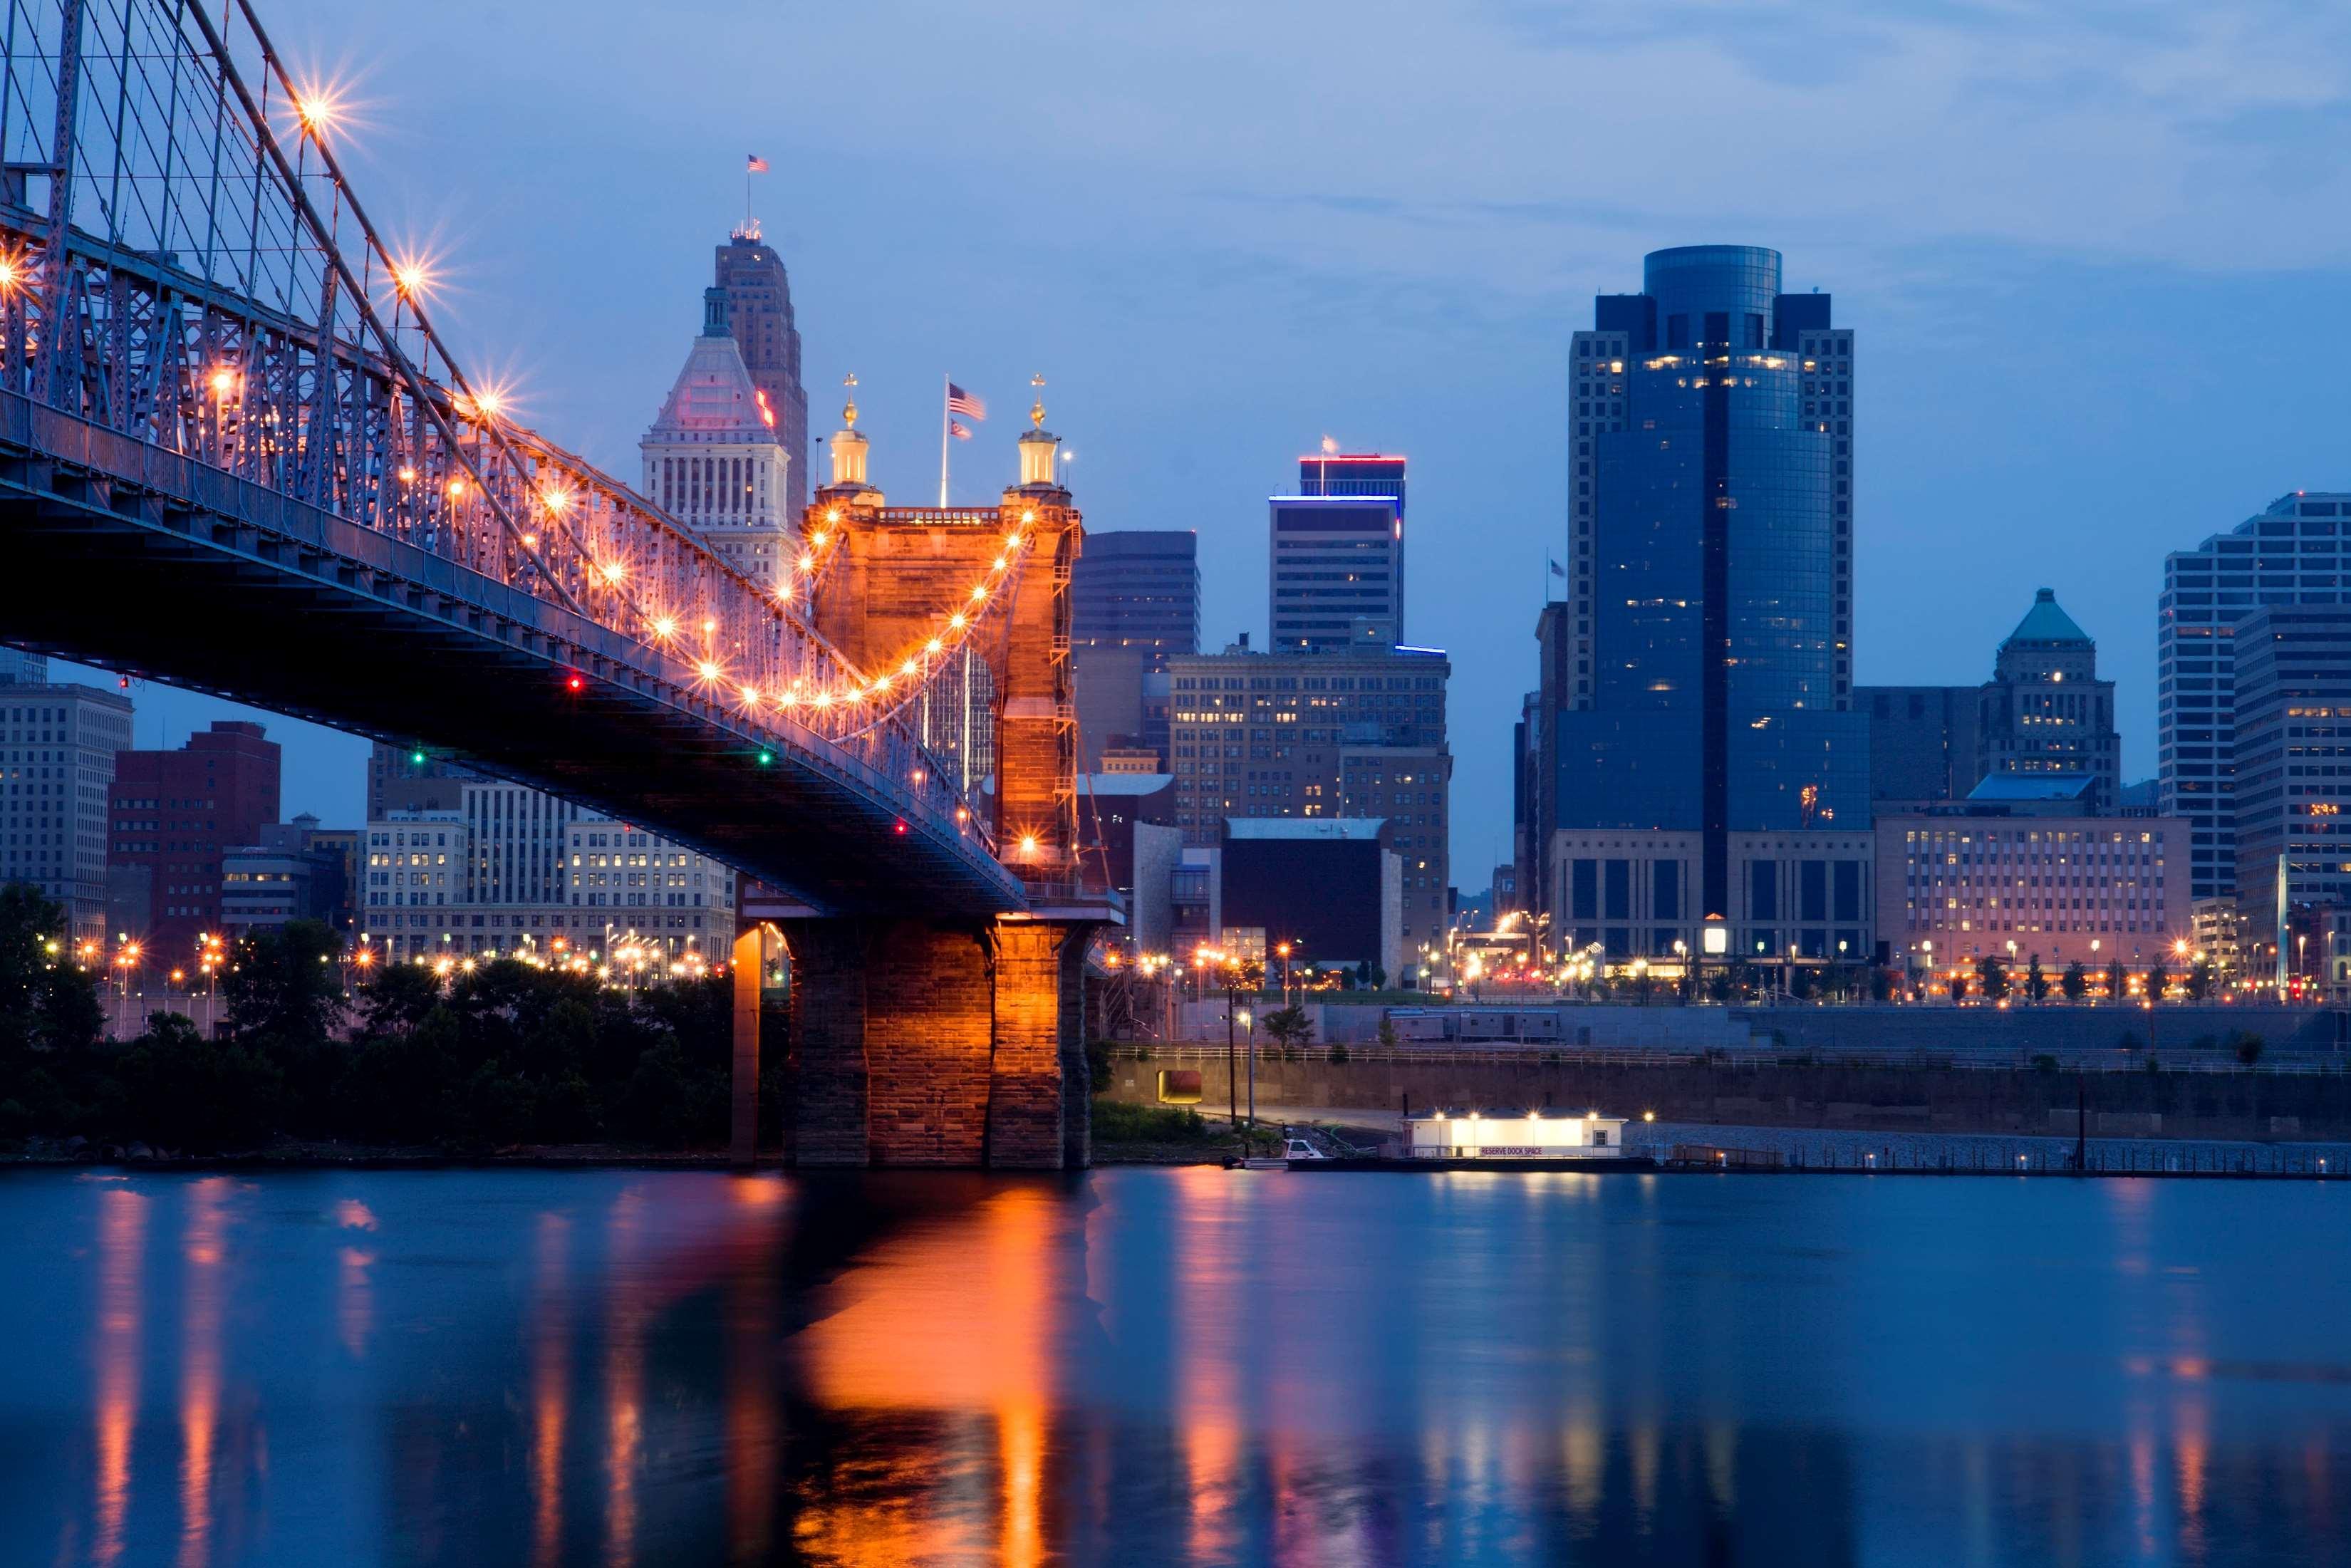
565, 673, 583, 692
893, 819, 908, 834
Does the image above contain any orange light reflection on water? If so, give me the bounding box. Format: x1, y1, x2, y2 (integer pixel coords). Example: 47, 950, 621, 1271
725, 1175, 781, 1564
603, 1187, 645, 1568
531, 1213, 571, 1568
1170, 1167, 1244, 1565
93, 1184, 147, 1568
793, 1184, 1057, 1565
177, 1178, 231, 1568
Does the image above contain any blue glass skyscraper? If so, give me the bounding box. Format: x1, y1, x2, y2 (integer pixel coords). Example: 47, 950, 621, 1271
1555, 245, 1866, 919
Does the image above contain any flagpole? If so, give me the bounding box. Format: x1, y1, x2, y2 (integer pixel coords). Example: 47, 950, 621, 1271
939, 373, 951, 507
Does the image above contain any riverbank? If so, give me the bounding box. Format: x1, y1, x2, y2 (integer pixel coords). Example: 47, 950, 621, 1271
1104, 1047, 2351, 1142
0, 1099, 1277, 1169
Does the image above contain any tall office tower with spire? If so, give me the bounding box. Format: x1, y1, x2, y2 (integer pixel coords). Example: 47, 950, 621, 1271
640, 289, 794, 592
715, 232, 811, 521
1550, 245, 1865, 924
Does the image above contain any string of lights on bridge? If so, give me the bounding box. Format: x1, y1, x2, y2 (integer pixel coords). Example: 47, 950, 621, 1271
246, 78, 1049, 782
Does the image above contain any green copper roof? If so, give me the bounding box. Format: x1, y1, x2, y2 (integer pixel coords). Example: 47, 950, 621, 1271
2003, 587, 2092, 647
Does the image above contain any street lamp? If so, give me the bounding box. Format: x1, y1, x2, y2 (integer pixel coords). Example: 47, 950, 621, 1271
1220, 952, 1242, 1135
1237, 1007, 1256, 1126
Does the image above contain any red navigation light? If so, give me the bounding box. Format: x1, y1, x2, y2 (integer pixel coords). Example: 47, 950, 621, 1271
565, 673, 583, 692
893, 819, 908, 834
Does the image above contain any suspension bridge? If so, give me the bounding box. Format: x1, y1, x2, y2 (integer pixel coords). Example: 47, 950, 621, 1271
0, 0, 1107, 1167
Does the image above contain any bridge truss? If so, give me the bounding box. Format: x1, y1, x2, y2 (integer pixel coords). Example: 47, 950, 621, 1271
0, 0, 1043, 909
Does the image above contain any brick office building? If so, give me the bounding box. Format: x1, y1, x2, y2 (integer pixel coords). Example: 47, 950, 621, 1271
108, 721, 280, 964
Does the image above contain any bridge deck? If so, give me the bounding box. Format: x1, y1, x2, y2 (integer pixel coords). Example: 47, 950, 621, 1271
0, 392, 1029, 917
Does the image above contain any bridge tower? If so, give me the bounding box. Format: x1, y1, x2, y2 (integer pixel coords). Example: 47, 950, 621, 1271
732, 383, 1109, 1170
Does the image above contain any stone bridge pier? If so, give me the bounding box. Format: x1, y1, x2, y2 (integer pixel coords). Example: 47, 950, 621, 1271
732, 915, 1097, 1169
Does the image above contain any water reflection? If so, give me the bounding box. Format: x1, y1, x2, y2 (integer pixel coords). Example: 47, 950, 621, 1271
603, 1184, 645, 1568
530, 1212, 569, 1568
2, 1170, 2348, 1566
91, 1183, 145, 1568
177, 1177, 229, 1568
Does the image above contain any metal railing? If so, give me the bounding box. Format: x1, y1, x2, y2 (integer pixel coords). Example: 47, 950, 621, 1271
0, 0, 1008, 854
1109, 1042, 2351, 1075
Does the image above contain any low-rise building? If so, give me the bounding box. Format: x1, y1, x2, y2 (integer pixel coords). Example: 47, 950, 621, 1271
1219, 819, 1402, 982
218, 816, 357, 940
1547, 827, 1877, 969
1874, 813, 2190, 971
362, 809, 735, 966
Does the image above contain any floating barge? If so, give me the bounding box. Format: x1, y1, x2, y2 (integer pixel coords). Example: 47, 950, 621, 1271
1287, 1110, 1659, 1171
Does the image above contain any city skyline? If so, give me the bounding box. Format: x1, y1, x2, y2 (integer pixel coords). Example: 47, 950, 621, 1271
43, 0, 2351, 890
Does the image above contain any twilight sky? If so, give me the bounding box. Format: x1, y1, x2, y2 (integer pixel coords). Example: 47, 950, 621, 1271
85, 0, 2351, 886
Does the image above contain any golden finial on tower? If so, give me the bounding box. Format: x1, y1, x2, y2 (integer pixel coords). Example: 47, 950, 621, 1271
1029, 373, 1046, 429
842, 372, 859, 428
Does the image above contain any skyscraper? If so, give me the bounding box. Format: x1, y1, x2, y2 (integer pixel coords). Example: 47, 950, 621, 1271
2228, 603, 2351, 969
1, 680, 132, 937
1168, 638, 1450, 967
1855, 685, 1980, 803
1071, 531, 1200, 668
2159, 491, 2351, 903
1270, 452, 1406, 653
640, 289, 794, 592
1552, 245, 1865, 922
714, 232, 811, 521
1071, 531, 1200, 769
1974, 588, 2119, 813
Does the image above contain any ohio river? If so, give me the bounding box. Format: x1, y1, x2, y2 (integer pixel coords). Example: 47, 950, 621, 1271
0, 1168, 2345, 1567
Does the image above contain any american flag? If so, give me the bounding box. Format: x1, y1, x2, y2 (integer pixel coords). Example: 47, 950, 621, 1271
945, 383, 985, 420
950, 420, 973, 441
746, 154, 769, 173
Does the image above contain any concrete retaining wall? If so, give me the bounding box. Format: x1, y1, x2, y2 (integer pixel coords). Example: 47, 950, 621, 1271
1103, 1054, 2351, 1143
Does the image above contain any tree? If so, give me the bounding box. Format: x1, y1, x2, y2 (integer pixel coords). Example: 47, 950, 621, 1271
2061, 960, 2088, 1002
1949, 970, 1968, 1003
222, 918, 344, 1044
2229, 1029, 2266, 1066
2186, 958, 2213, 1001
2146, 958, 2171, 1002
1869, 966, 1897, 1002
1976, 954, 2010, 1002
2104, 960, 2127, 1003
115, 1011, 284, 1151
0, 883, 102, 1057
1262, 1005, 1314, 1055
2026, 955, 2049, 1003
1375, 1014, 1400, 1049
